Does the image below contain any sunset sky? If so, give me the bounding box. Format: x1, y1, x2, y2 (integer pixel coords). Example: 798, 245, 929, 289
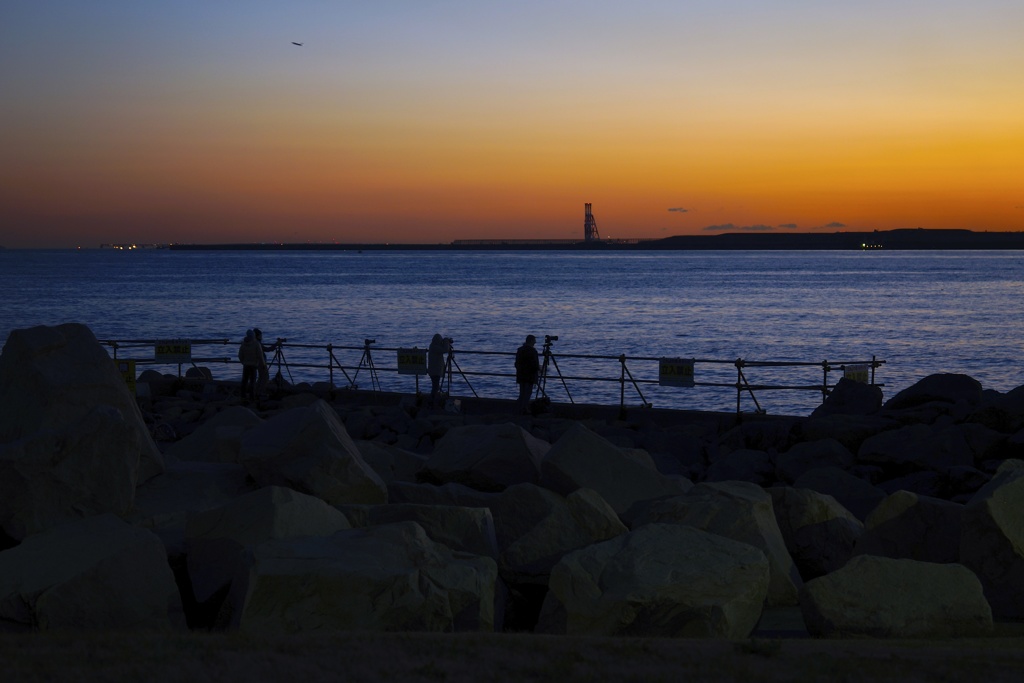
2, 1, 1023, 248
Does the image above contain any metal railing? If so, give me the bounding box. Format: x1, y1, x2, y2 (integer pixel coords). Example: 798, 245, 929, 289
100, 336, 885, 416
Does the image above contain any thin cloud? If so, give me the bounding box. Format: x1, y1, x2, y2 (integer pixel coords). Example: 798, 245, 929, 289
667, 207, 689, 213
822, 221, 846, 229
702, 223, 736, 232
778, 223, 798, 229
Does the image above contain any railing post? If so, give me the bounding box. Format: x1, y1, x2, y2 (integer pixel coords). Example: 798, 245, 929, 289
822, 359, 829, 403
327, 344, 333, 387
619, 354, 626, 411
735, 358, 743, 415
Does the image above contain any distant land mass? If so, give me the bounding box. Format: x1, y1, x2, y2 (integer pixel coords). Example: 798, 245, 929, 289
167, 228, 1024, 251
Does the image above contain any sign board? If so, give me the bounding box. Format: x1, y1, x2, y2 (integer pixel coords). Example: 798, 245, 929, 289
115, 358, 136, 395
155, 339, 192, 363
397, 347, 427, 375
659, 358, 695, 387
844, 364, 870, 384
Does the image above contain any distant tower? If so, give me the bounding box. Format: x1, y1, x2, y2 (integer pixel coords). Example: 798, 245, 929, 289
584, 203, 600, 241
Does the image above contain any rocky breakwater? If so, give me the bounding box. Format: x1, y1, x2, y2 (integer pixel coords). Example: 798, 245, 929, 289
1, 322, 1022, 639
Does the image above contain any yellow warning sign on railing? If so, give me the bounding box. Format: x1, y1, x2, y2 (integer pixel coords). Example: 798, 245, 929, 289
844, 364, 869, 383
659, 358, 695, 387
155, 339, 191, 362
397, 348, 427, 375
115, 358, 136, 394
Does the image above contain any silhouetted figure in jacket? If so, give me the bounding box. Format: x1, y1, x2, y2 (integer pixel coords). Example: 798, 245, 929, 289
237, 329, 265, 401
515, 334, 539, 414
428, 333, 451, 407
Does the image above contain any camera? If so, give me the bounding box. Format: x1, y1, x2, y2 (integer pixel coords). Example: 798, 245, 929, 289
364, 338, 376, 346
443, 337, 454, 345
545, 335, 558, 343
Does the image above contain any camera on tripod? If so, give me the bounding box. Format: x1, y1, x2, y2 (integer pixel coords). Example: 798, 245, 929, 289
544, 335, 558, 343
364, 338, 376, 346
443, 337, 454, 345
276, 337, 287, 347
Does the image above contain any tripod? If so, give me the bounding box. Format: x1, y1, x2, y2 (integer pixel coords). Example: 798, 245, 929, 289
266, 339, 293, 394
536, 335, 574, 403
351, 338, 381, 392
441, 342, 477, 399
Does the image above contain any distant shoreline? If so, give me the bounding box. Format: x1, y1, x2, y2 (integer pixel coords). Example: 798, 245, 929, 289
166, 228, 1024, 251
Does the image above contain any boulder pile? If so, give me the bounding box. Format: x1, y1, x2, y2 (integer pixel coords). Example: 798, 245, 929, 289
1, 323, 1021, 639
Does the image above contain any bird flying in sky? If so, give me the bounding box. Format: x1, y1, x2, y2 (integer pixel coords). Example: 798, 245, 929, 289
292, 42, 303, 46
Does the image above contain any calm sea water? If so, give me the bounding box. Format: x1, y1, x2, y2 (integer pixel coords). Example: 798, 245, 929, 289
3, 248, 1023, 415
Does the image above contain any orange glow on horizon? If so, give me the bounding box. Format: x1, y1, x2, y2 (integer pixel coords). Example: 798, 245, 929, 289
3, 4, 1024, 247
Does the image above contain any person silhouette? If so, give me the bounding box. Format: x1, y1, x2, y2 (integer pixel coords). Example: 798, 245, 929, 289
427, 333, 451, 407
253, 328, 276, 398
237, 329, 264, 401
515, 334, 539, 414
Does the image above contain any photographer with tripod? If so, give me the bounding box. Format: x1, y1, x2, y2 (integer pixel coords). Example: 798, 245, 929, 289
515, 334, 540, 414
253, 328, 281, 399
428, 333, 452, 407
237, 329, 264, 402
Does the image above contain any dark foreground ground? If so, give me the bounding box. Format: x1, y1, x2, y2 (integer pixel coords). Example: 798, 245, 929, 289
5, 630, 1024, 683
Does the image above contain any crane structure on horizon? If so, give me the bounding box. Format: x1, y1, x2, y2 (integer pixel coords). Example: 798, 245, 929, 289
584, 203, 600, 241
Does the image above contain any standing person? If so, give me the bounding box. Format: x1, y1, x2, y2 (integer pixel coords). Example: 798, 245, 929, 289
237, 329, 264, 401
253, 328, 275, 398
515, 334, 540, 414
427, 333, 451, 407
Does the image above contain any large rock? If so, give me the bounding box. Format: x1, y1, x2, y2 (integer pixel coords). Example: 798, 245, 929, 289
960, 468, 1024, 618
419, 423, 550, 491
163, 406, 263, 463
969, 386, 1024, 434
0, 325, 168, 540
0, 323, 163, 482
884, 373, 983, 411
185, 486, 351, 611
342, 503, 499, 559
0, 406, 141, 541
0, 514, 185, 631
634, 481, 802, 606
704, 448, 774, 486
382, 479, 625, 582
797, 414, 899, 454
536, 524, 769, 638
852, 490, 962, 564
355, 440, 427, 485
717, 419, 799, 455
128, 460, 256, 555
540, 422, 688, 520
637, 425, 708, 479
386, 481, 495, 508
239, 400, 387, 505
768, 487, 862, 580
858, 424, 974, 469
774, 438, 854, 484
800, 555, 993, 638
793, 466, 886, 521
811, 377, 883, 418
238, 522, 497, 633
487, 484, 627, 585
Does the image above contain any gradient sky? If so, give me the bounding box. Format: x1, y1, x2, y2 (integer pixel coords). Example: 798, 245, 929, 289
2, 1, 1023, 247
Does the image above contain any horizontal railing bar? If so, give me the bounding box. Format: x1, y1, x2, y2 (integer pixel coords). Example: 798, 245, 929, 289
98, 339, 232, 345
98, 337, 885, 416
